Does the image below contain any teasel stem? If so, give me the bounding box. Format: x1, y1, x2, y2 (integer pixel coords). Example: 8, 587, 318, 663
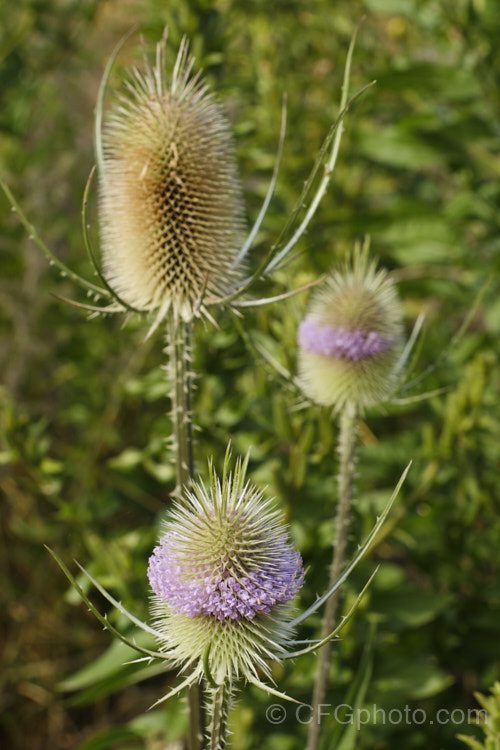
206, 683, 233, 750
166, 312, 205, 750
306, 402, 358, 750
167, 314, 194, 495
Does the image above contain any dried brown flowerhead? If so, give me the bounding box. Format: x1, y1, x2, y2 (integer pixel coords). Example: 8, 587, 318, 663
99, 36, 246, 324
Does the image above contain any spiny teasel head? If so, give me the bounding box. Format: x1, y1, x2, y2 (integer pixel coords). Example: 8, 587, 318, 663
297, 247, 404, 410
147, 452, 304, 686
98, 34, 246, 324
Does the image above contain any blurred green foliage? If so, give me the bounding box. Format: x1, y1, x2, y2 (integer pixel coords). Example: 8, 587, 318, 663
1, 0, 500, 749
458, 682, 500, 749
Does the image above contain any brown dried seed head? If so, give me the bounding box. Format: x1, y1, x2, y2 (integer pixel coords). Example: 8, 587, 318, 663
99, 39, 246, 322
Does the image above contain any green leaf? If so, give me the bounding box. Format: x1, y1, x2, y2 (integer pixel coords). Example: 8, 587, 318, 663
66, 661, 167, 707
74, 726, 141, 750
59, 631, 156, 692
456, 735, 484, 750
327, 624, 376, 750
376, 659, 454, 699
107, 448, 144, 471
372, 588, 453, 628
376, 64, 481, 101
363, 0, 416, 15
357, 126, 444, 169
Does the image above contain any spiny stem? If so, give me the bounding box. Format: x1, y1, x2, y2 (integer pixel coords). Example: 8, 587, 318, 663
166, 313, 205, 750
206, 683, 233, 750
167, 314, 194, 495
306, 402, 358, 750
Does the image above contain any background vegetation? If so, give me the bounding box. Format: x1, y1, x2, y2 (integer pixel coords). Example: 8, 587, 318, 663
1, 0, 499, 748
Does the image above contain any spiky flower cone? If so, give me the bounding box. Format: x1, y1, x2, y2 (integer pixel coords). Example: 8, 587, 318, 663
297, 249, 403, 410
148, 455, 304, 686
99, 37, 246, 323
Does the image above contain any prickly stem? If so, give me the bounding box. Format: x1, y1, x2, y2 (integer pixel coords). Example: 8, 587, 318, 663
166, 312, 205, 749
306, 402, 358, 750
206, 683, 233, 750
167, 314, 193, 496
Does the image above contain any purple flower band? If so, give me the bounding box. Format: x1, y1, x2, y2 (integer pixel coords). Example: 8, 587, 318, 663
148, 534, 304, 622
298, 318, 394, 361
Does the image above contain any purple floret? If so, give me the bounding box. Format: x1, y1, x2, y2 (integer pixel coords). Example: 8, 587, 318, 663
148, 534, 304, 621
298, 318, 393, 360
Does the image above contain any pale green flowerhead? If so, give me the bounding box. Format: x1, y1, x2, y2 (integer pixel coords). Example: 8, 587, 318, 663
297, 248, 404, 410
147, 455, 304, 685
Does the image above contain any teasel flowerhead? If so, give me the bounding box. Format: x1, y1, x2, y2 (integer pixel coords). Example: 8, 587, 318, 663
98, 34, 246, 325
3, 26, 377, 334
297, 246, 404, 411
147, 452, 304, 687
